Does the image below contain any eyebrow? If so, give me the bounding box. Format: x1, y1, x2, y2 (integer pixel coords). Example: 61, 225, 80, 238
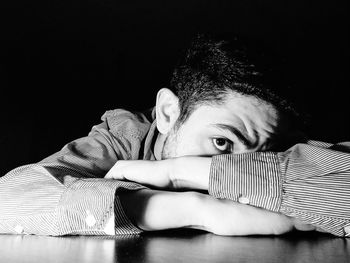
212, 123, 254, 147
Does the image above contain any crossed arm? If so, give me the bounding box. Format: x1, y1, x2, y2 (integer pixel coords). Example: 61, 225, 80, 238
105, 157, 316, 235
1, 116, 304, 236
105, 143, 350, 237
1, 115, 348, 236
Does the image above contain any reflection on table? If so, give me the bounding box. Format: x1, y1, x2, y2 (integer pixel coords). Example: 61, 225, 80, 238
0, 230, 349, 263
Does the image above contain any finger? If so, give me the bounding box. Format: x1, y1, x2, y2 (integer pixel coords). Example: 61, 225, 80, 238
106, 161, 152, 183
106, 160, 171, 189
105, 162, 125, 179
293, 218, 316, 231
315, 227, 328, 233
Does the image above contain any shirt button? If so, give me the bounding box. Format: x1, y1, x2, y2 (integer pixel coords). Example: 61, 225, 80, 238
85, 210, 96, 227
14, 225, 24, 234
238, 196, 250, 205
344, 226, 350, 236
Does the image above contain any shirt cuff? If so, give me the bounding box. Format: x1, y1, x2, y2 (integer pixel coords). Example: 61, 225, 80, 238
57, 177, 145, 235
209, 152, 283, 212
113, 194, 143, 235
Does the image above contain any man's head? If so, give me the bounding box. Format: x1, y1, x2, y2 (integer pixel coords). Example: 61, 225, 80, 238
154, 34, 305, 160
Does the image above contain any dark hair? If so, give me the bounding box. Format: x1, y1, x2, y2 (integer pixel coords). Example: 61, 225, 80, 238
169, 34, 305, 129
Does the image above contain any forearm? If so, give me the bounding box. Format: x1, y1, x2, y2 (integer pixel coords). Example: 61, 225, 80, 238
105, 158, 307, 236
0, 164, 145, 236
197, 194, 296, 236
169, 157, 211, 190
119, 189, 202, 231
117, 188, 303, 236
209, 142, 350, 236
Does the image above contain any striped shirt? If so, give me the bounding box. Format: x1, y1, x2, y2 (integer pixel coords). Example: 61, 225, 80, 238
210, 140, 350, 237
0, 109, 349, 237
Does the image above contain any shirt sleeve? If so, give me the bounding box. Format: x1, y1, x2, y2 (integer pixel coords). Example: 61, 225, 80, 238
0, 121, 145, 236
209, 141, 350, 237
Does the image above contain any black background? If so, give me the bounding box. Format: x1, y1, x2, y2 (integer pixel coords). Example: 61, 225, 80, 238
0, 0, 349, 175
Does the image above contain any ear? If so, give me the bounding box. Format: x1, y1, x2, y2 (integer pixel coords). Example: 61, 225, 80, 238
155, 88, 180, 134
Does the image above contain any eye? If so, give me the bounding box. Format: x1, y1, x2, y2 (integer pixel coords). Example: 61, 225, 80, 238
212, 138, 233, 153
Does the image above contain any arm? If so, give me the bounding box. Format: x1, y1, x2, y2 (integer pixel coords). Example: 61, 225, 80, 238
208, 141, 350, 237
106, 141, 350, 236
0, 117, 146, 236
0, 111, 298, 237
118, 189, 303, 236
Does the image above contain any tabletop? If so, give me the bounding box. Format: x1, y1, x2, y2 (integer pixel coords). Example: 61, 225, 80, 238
0, 230, 349, 263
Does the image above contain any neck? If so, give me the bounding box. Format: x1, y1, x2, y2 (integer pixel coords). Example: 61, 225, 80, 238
154, 133, 166, 160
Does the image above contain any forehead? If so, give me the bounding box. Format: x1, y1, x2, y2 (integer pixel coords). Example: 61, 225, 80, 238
184, 92, 281, 137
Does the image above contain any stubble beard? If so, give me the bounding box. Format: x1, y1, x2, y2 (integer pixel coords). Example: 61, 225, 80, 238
160, 127, 179, 160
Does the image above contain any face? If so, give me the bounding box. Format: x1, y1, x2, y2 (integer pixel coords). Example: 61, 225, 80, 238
160, 92, 287, 159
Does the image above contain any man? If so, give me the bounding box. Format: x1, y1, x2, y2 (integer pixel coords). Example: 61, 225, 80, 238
0, 35, 349, 237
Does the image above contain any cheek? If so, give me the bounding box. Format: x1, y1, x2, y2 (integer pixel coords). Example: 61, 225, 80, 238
176, 133, 210, 156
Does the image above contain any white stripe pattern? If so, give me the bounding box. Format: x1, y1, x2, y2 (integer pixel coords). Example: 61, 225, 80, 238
209, 141, 350, 237
0, 109, 151, 236
1, 108, 349, 237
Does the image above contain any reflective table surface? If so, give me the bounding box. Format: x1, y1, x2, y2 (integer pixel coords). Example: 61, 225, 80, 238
0, 230, 349, 263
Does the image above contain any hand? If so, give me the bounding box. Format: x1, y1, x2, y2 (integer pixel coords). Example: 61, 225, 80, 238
105, 157, 211, 190
196, 194, 316, 236
105, 160, 172, 189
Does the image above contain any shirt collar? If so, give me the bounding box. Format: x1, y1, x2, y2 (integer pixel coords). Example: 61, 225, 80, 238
143, 108, 158, 160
